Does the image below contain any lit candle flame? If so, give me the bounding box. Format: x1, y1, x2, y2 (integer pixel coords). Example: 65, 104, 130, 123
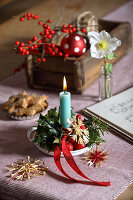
63, 76, 67, 91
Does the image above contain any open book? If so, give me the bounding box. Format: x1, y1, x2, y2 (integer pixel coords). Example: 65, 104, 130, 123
83, 87, 133, 143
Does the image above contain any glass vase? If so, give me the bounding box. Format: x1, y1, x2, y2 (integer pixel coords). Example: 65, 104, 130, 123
98, 66, 113, 101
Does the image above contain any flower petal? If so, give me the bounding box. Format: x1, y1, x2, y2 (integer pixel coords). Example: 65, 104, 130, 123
91, 50, 105, 58
99, 30, 111, 42
87, 31, 100, 44
110, 37, 121, 51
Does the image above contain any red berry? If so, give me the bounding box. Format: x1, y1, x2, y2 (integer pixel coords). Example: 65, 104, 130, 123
34, 44, 38, 48
48, 34, 52, 39
51, 30, 55, 34
45, 29, 49, 32
26, 51, 29, 55
42, 58, 46, 62
55, 47, 59, 52
38, 40, 42, 43
64, 53, 69, 58
45, 31, 49, 35
19, 47, 23, 51
40, 31, 44, 36
69, 29, 73, 34
30, 14, 34, 17
51, 43, 55, 48
28, 16, 31, 20
82, 28, 86, 33
43, 24, 47, 28
22, 48, 26, 53
58, 52, 63, 56
51, 51, 55, 56
47, 25, 51, 30
48, 47, 52, 52
37, 58, 41, 62
75, 142, 86, 150
24, 14, 27, 18
20, 17, 24, 21
63, 24, 67, 28
38, 21, 42, 25
15, 41, 19, 45
73, 27, 76, 32
28, 40, 32, 44
47, 19, 52, 23
68, 24, 72, 28
34, 15, 39, 19
80, 125, 86, 130
76, 114, 81, 119
33, 36, 38, 41
66, 141, 74, 151
30, 46, 34, 50
27, 12, 31, 17
62, 29, 66, 33
20, 42, 25, 47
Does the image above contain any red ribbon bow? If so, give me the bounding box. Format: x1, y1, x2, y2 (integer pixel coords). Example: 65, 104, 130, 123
54, 135, 110, 186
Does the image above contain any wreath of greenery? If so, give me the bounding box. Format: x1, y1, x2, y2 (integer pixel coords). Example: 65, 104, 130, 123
33, 108, 108, 152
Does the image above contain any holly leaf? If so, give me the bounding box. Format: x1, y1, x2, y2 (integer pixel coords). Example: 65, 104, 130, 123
105, 63, 113, 74
46, 107, 58, 118
106, 53, 117, 60
33, 135, 41, 144
34, 108, 63, 151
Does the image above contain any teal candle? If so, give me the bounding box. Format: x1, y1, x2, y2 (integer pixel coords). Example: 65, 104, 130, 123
60, 77, 71, 128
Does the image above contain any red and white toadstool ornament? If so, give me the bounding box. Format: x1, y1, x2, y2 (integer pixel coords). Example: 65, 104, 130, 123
61, 32, 87, 57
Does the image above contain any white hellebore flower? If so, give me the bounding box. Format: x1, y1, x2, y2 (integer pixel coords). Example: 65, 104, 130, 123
88, 30, 121, 59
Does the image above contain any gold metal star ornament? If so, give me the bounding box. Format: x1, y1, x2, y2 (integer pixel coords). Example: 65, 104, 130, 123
8, 156, 48, 182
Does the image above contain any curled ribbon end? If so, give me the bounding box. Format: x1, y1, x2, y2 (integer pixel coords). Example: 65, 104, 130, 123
54, 135, 111, 187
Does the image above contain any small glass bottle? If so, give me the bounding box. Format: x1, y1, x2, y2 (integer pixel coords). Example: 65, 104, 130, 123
98, 66, 113, 101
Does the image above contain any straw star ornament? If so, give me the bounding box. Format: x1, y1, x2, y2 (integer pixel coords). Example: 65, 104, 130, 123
84, 146, 109, 167
67, 116, 89, 144
8, 156, 48, 183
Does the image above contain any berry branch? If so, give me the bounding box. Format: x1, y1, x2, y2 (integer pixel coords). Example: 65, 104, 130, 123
14, 12, 98, 73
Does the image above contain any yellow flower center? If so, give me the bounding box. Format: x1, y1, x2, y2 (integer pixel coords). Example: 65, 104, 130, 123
98, 41, 107, 50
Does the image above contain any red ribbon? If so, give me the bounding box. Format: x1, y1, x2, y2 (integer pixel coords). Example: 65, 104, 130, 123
54, 135, 110, 186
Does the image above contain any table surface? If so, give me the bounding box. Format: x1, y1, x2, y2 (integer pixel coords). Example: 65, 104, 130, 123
0, 1, 133, 200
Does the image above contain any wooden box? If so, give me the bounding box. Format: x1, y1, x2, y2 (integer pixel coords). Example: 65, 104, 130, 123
25, 19, 131, 93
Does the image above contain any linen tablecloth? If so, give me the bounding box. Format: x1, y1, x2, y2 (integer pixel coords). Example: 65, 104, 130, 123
0, 1, 133, 199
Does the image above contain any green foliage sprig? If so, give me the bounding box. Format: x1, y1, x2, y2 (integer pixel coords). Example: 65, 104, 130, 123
83, 116, 108, 147
33, 108, 63, 152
